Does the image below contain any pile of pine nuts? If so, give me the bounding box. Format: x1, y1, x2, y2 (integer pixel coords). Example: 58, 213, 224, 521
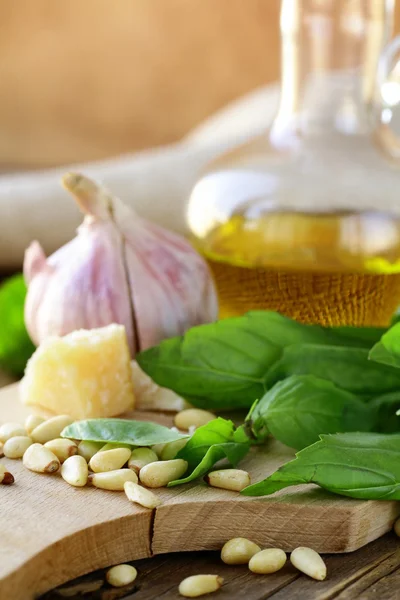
221, 537, 327, 580
3, 408, 360, 597
176, 537, 328, 597
0, 409, 238, 506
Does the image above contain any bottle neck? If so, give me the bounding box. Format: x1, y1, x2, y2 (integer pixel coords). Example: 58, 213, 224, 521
272, 0, 394, 142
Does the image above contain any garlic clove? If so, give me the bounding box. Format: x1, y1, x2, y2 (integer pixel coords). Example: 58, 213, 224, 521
24, 173, 218, 355
23, 241, 49, 285
121, 215, 218, 349
62, 173, 112, 220
24, 204, 136, 353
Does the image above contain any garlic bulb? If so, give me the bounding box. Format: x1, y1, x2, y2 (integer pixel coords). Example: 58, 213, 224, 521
24, 173, 218, 354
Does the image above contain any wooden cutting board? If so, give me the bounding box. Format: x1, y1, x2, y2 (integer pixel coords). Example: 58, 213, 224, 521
1, 384, 400, 600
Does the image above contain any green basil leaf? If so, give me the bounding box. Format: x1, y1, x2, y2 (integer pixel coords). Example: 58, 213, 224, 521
369, 392, 400, 433
137, 317, 277, 410
168, 418, 250, 486
0, 275, 36, 375
169, 443, 250, 486
369, 323, 400, 369
391, 307, 400, 327
242, 432, 400, 500
61, 419, 188, 446
137, 311, 368, 410
328, 326, 386, 348
266, 344, 400, 396
248, 375, 373, 449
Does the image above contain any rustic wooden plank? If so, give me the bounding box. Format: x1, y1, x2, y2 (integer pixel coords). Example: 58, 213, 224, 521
354, 569, 400, 600
266, 534, 400, 600
334, 547, 400, 599
41, 552, 299, 600
41, 535, 400, 600
2, 384, 400, 599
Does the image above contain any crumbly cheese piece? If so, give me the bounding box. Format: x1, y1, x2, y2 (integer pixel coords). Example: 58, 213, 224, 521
21, 325, 135, 419
131, 360, 188, 412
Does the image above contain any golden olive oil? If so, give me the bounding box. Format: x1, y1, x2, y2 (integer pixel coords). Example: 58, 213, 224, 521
196, 212, 400, 326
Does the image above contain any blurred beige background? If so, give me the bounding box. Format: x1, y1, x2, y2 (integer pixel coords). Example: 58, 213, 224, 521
0, 0, 280, 168
1, 1, 400, 169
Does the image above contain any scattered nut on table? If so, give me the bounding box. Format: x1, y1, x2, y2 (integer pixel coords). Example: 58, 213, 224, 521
0, 462, 14, 485
91, 468, 137, 491
30, 415, 73, 444
3, 436, 33, 459
124, 481, 162, 508
174, 408, 216, 431
23, 443, 60, 474
106, 564, 138, 588
248, 548, 287, 574
0, 422, 26, 443
221, 537, 261, 564
139, 459, 188, 488
205, 469, 250, 492
290, 546, 327, 581
178, 574, 223, 598
61, 455, 89, 487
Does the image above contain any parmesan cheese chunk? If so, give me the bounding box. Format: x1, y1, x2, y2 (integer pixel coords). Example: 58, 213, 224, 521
21, 325, 135, 419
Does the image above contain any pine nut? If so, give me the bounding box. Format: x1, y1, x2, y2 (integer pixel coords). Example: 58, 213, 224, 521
290, 547, 327, 581
23, 443, 60, 474
249, 549, 287, 574
205, 469, 250, 492
139, 459, 188, 488
0, 463, 14, 485
174, 409, 216, 431
0, 422, 26, 443
61, 455, 89, 487
221, 538, 261, 565
91, 469, 138, 491
160, 438, 188, 461
89, 448, 131, 473
25, 415, 46, 436
44, 438, 78, 463
152, 443, 166, 458
3, 436, 33, 459
394, 517, 400, 537
124, 481, 162, 508
0, 442, 4, 458
106, 564, 137, 587
178, 574, 223, 598
99, 442, 132, 452
77, 440, 104, 462
128, 447, 158, 473
30, 415, 73, 444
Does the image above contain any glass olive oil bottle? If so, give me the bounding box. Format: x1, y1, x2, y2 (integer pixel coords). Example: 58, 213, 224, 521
188, 0, 400, 326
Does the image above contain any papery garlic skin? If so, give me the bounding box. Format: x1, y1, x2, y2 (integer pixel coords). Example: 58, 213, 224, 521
122, 217, 218, 348
24, 173, 218, 355
24, 218, 135, 354
131, 360, 189, 412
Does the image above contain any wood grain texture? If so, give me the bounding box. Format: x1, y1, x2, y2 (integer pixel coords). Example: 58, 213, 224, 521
1, 384, 400, 600
41, 534, 400, 600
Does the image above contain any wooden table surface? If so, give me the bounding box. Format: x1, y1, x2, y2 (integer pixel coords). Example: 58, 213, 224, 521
40, 533, 400, 600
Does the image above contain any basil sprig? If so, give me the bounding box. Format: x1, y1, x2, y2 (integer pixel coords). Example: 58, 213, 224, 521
137, 312, 388, 410
62, 418, 188, 446
266, 344, 400, 397
62, 311, 400, 497
169, 418, 250, 486
369, 322, 400, 369
242, 432, 400, 500
247, 375, 374, 450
